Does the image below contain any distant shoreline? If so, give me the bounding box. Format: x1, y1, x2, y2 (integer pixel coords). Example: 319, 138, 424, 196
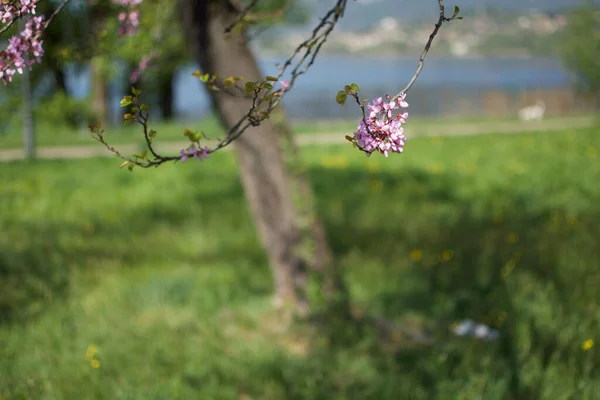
255, 50, 553, 62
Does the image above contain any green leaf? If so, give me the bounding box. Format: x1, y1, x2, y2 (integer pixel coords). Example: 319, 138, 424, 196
263, 82, 273, 90
131, 87, 141, 96
192, 70, 202, 78
183, 128, 201, 142
124, 119, 133, 126
350, 83, 360, 91
452, 6, 460, 18
344, 85, 352, 93
200, 73, 210, 82
120, 96, 133, 107
138, 150, 147, 159
245, 81, 257, 94
336, 91, 347, 105
265, 75, 278, 82
140, 104, 150, 112
149, 129, 157, 139
223, 76, 235, 88
345, 135, 354, 142
128, 164, 134, 172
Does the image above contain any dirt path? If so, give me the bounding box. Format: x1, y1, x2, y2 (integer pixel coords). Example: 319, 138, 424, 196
0, 116, 595, 162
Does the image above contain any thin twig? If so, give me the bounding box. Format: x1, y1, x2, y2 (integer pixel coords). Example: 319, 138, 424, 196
0, 0, 72, 35
224, 0, 261, 33
393, 0, 457, 100
44, 0, 72, 28
0, 15, 17, 35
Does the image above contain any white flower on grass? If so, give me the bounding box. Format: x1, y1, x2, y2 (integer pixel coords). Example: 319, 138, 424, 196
452, 319, 500, 341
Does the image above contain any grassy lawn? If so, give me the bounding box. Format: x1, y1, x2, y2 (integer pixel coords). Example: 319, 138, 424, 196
1, 113, 596, 150
1, 126, 600, 399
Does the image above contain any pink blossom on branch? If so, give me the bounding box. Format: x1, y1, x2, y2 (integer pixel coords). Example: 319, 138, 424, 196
112, 0, 143, 37
180, 146, 209, 163
129, 50, 157, 84
352, 94, 409, 158
0, 0, 145, 85
0, 0, 44, 85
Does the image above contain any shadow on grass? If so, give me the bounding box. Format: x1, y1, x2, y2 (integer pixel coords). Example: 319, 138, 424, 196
2, 159, 600, 398
308, 165, 600, 399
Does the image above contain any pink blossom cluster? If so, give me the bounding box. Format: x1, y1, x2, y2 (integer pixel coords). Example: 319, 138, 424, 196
129, 50, 156, 83
180, 146, 209, 163
112, 0, 143, 37
353, 94, 409, 157
0, 0, 44, 85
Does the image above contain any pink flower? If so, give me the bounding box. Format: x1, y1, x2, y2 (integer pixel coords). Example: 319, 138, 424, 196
112, 0, 143, 37
0, 5, 45, 85
180, 146, 209, 163
280, 79, 290, 90
352, 94, 409, 158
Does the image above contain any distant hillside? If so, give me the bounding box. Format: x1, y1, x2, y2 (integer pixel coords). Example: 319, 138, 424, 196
302, 0, 593, 30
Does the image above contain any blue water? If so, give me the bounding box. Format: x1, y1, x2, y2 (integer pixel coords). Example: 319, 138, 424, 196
65, 55, 573, 122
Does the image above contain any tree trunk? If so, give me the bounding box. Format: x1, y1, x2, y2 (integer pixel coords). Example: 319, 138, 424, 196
158, 71, 174, 120
53, 67, 68, 95
90, 57, 109, 126
179, 0, 346, 316
90, 8, 108, 126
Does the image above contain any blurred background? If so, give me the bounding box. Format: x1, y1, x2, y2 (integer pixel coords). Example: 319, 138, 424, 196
1, 0, 600, 399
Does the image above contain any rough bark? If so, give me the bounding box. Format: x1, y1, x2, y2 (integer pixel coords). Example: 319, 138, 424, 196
179, 0, 346, 316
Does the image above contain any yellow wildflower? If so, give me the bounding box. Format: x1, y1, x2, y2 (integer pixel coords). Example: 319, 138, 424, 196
85, 344, 98, 361
410, 249, 423, 262
582, 339, 594, 351
441, 249, 453, 262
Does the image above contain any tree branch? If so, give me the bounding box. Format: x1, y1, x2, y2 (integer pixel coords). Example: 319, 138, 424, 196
44, 0, 72, 29
97, 0, 348, 169
393, 0, 459, 100
224, 0, 261, 33
0, 0, 71, 36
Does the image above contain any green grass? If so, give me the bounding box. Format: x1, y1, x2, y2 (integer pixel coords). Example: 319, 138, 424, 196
1, 113, 596, 150
1, 126, 600, 399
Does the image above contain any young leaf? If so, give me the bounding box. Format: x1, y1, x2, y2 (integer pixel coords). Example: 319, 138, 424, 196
452, 6, 460, 18
131, 87, 141, 96
120, 96, 133, 107
245, 81, 257, 94
350, 83, 360, 91
336, 91, 347, 105
265, 75, 278, 81
119, 160, 129, 169
223, 76, 235, 88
